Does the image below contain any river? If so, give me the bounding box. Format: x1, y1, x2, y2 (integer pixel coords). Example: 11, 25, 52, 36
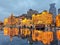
0, 30, 44, 45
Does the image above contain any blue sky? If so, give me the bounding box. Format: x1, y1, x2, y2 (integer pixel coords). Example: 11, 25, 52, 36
0, 0, 60, 21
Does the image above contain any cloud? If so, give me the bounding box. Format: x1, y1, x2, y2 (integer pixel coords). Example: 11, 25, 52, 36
0, 0, 60, 21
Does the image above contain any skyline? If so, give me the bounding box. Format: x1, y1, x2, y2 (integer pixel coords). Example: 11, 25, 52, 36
0, 0, 60, 21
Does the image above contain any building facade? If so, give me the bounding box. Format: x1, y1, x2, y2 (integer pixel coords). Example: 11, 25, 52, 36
49, 3, 58, 45
58, 8, 60, 14
49, 3, 56, 18
27, 9, 38, 19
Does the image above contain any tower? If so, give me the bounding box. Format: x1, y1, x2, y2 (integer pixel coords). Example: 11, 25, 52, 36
49, 3, 58, 45
49, 3, 56, 18
58, 8, 60, 14
27, 9, 38, 19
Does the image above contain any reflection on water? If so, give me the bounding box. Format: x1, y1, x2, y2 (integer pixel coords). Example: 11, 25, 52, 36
0, 30, 44, 45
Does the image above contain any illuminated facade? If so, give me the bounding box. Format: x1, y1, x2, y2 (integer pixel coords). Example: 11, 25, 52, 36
3, 10, 60, 45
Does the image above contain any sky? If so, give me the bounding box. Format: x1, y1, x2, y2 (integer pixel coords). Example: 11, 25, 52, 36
0, 0, 60, 21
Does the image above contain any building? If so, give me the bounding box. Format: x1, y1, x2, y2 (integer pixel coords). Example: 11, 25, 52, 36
18, 14, 27, 20
27, 9, 38, 19
49, 3, 58, 45
49, 3, 56, 18
58, 8, 60, 14
18, 9, 38, 19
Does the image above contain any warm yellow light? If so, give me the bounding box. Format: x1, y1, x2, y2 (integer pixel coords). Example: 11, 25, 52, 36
37, 21, 43, 24
20, 29, 31, 37
56, 30, 60, 40
56, 14, 60, 27
32, 30, 43, 41
4, 27, 9, 36
32, 11, 52, 25
42, 31, 53, 44
4, 18, 8, 25
32, 14, 35, 17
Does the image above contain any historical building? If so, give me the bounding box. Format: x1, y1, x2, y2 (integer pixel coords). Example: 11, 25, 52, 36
18, 14, 27, 19
27, 9, 38, 19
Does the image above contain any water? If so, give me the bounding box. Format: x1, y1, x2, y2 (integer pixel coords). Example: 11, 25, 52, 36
0, 30, 43, 45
